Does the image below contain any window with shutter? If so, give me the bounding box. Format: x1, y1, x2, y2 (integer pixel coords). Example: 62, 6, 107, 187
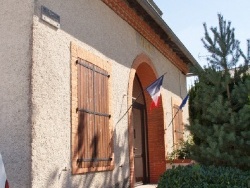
173, 104, 184, 150
71, 43, 114, 174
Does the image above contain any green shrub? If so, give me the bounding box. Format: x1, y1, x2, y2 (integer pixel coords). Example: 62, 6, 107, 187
168, 138, 193, 161
157, 164, 250, 188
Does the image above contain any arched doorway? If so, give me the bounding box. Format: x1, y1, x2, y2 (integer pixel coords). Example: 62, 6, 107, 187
128, 54, 166, 187
132, 75, 148, 186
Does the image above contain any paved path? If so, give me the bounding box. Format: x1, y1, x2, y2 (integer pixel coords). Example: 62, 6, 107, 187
135, 184, 157, 188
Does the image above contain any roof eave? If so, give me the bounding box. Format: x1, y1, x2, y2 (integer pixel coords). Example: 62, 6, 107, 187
135, 0, 201, 70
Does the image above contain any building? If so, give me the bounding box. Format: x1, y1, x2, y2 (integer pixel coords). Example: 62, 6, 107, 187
0, 0, 199, 187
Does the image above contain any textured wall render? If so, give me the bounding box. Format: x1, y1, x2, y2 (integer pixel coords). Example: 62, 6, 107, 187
32, 16, 131, 187
0, 0, 34, 187
32, 1, 135, 185
31, 0, 188, 187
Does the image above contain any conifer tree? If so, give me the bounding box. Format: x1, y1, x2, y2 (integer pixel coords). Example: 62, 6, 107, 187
188, 14, 250, 170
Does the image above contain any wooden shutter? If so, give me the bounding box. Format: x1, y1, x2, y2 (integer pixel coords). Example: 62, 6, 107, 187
173, 104, 183, 150
76, 59, 113, 172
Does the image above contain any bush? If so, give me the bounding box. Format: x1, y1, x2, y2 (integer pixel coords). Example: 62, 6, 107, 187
157, 164, 250, 188
168, 138, 193, 161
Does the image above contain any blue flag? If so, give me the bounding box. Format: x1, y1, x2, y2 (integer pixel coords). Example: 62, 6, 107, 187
179, 94, 189, 110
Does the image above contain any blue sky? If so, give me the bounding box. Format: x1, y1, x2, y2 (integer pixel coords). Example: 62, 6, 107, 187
153, 0, 250, 67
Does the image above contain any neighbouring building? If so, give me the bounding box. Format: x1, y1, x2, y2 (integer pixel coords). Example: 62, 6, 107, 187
0, 0, 199, 187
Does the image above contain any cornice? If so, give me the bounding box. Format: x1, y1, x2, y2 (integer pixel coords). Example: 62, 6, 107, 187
102, 0, 189, 74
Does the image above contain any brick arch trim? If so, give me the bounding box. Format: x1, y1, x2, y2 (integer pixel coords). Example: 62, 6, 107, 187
131, 53, 158, 76
127, 53, 158, 107
127, 53, 165, 187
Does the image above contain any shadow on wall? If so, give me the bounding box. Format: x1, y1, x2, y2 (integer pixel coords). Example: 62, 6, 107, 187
44, 128, 129, 188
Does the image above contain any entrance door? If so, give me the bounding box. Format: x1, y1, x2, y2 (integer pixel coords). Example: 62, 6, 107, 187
133, 102, 148, 185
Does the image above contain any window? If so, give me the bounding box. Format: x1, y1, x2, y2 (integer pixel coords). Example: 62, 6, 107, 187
71, 43, 114, 174
172, 104, 184, 150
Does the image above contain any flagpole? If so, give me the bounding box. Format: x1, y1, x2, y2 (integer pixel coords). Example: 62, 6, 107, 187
115, 91, 143, 125
116, 72, 167, 125
165, 94, 189, 130
165, 109, 180, 130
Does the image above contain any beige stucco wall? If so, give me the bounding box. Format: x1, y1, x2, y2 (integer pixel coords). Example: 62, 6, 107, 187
0, 0, 34, 187
32, 1, 133, 187
30, 0, 188, 187
0, 0, 189, 187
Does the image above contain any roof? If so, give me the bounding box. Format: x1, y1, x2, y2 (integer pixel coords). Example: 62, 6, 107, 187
127, 0, 201, 70
102, 0, 201, 73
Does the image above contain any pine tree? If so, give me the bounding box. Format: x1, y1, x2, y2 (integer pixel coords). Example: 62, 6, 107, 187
188, 14, 250, 170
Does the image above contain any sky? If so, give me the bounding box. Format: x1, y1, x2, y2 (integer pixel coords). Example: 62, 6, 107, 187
153, 0, 250, 68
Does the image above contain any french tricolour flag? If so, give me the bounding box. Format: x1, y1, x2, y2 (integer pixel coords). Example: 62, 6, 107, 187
146, 75, 164, 109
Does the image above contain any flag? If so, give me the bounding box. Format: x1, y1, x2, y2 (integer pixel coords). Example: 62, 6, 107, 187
179, 94, 189, 110
146, 75, 164, 109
